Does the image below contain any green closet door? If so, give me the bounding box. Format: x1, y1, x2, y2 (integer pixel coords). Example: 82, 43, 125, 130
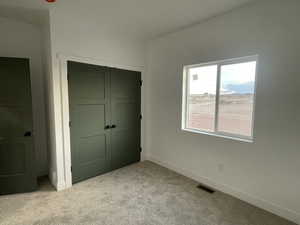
110, 68, 141, 170
68, 61, 111, 184
0, 57, 37, 195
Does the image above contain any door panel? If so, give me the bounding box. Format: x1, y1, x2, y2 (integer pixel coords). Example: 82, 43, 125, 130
0, 57, 37, 195
68, 61, 111, 183
78, 135, 106, 162
74, 105, 106, 136
113, 103, 138, 129
111, 130, 140, 169
110, 68, 141, 170
68, 62, 141, 183
0, 141, 26, 175
69, 71, 106, 103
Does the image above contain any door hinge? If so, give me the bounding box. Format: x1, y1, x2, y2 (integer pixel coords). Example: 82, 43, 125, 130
71, 166, 72, 172
69, 121, 72, 127
140, 147, 142, 152
140, 80, 143, 86
140, 115, 142, 120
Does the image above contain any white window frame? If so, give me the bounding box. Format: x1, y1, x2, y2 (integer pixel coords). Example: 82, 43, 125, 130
182, 55, 258, 143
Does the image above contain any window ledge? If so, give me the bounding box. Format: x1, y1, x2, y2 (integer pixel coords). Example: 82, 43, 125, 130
182, 128, 254, 143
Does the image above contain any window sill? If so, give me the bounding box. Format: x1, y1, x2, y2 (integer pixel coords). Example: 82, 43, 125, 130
182, 128, 254, 143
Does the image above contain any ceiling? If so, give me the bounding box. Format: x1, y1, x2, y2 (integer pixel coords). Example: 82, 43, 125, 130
0, 0, 256, 39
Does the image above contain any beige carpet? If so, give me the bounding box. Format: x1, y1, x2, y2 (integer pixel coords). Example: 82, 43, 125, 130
0, 161, 296, 225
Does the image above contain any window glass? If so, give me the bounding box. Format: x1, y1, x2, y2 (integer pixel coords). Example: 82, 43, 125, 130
186, 65, 217, 131
218, 61, 256, 137
183, 56, 258, 141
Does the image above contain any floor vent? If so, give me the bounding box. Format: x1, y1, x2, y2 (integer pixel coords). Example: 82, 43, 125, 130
197, 184, 215, 194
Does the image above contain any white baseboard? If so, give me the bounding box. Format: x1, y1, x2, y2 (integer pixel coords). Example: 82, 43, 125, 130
55, 181, 66, 191
146, 155, 300, 225
48, 168, 65, 191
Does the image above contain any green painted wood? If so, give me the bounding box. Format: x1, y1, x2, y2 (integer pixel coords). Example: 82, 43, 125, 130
110, 68, 141, 170
0, 57, 37, 195
68, 61, 111, 183
68, 62, 141, 183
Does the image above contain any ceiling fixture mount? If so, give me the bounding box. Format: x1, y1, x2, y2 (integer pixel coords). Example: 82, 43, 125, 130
46, 0, 56, 2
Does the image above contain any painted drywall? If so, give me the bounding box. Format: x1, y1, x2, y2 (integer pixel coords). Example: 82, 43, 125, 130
146, 0, 300, 223
47, 6, 146, 189
0, 17, 48, 176
42, 13, 56, 185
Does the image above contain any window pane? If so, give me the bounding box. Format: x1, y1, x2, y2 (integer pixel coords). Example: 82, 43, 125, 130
186, 65, 217, 131
218, 61, 256, 137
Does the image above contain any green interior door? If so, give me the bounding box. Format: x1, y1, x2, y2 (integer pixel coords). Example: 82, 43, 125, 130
68, 61, 141, 183
68, 62, 111, 183
0, 57, 37, 195
110, 68, 141, 170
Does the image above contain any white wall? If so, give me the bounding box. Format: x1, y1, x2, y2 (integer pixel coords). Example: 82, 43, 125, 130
0, 17, 48, 176
47, 7, 146, 190
42, 14, 55, 184
146, 0, 300, 223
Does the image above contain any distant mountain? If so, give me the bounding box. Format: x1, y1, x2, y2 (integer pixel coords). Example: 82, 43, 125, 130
225, 81, 255, 94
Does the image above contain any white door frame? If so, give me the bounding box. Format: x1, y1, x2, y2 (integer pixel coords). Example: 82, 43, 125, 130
57, 53, 146, 190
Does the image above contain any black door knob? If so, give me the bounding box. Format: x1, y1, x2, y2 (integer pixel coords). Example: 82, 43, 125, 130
104, 125, 110, 130
111, 125, 116, 129
24, 131, 32, 137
